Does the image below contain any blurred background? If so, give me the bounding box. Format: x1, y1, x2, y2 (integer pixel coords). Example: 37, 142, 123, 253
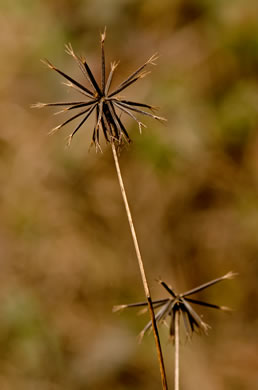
0, 0, 258, 389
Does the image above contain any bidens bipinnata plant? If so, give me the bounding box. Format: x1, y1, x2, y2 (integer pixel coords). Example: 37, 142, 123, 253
33, 29, 168, 390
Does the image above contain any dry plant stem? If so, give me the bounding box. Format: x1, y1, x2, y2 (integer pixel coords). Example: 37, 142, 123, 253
174, 310, 180, 390
111, 141, 168, 390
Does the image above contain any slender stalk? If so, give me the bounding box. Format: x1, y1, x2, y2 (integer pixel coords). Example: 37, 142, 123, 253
111, 141, 168, 390
174, 310, 180, 390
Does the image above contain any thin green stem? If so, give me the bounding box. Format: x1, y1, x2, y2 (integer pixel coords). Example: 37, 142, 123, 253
111, 141, 168, 390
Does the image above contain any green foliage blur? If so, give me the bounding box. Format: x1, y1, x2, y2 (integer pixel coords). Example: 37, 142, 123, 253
0, 0, 258, 389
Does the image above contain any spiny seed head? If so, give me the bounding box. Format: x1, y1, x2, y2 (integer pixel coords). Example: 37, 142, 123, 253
114, 272, 237, 342
33, 30, 166, 150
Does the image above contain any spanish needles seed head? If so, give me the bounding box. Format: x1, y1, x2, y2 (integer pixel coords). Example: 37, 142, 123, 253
32, 30, 166, 150
113, 272, 237, 342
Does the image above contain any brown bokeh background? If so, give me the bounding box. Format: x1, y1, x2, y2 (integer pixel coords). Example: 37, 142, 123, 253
1, 1, 258, 389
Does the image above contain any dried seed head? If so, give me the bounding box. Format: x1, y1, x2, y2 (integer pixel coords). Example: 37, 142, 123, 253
33, 30, 166, 150
114, 272, 237, 341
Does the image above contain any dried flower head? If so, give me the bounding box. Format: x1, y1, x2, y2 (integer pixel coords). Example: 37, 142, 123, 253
32, 29, 166, 150
113, 271, 237, 342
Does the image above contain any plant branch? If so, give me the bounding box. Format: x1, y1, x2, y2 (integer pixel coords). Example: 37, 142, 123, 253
111, 141, 168, 390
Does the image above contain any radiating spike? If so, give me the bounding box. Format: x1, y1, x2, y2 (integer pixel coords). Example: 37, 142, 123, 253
41, 58, 94, 97
182, 272, 238, 298
109, 71, 150, 97
100, 27, 106, 93
115, 101, 167, 122
110, 53, 158, 97
184, 298, 233, 311
113, 102, 146, 134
